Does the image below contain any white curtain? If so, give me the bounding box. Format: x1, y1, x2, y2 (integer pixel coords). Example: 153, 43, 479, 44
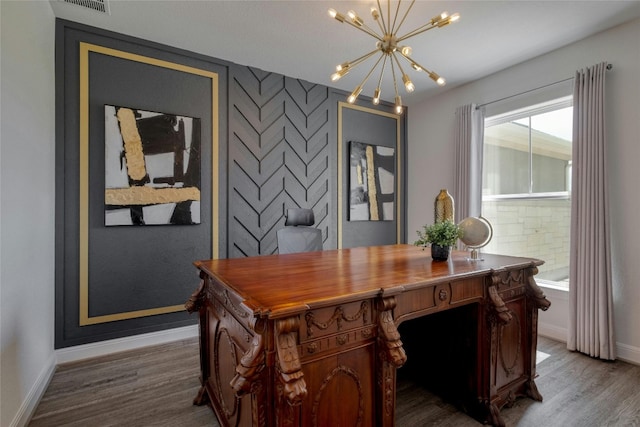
568, 62, 615, 360
453, 104, 485, 223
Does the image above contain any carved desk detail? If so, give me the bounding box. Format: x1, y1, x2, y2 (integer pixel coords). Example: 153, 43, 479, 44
231, 319, 266, 397
526, 266, 552, 311
305, 301, 368, 338
377, 296, 407, 368
488, 279, 513, 324
184, 279, 205, 313
275, 317, 307, 405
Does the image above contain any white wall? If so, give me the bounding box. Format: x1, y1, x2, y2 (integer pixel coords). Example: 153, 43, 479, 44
1, 2, 57, 426
407, 18, 640, 363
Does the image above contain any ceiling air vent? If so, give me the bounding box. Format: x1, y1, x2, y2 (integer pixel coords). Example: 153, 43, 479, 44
59, 0, 110, 15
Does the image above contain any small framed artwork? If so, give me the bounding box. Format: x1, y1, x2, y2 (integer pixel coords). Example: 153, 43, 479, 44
104, 105, 201, 226
349, 141, 395, 221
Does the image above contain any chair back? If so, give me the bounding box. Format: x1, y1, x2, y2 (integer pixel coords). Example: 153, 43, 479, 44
277, 208, 323, 254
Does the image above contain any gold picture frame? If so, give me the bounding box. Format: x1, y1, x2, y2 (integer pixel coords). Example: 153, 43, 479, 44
337, 102, 402, 248
79, 42, 219, 325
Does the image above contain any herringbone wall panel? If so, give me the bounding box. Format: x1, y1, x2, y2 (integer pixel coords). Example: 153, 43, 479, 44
228, 65, 331, 257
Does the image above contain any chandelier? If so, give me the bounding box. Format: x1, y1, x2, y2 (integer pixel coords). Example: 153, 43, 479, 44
328, 0, 460, 114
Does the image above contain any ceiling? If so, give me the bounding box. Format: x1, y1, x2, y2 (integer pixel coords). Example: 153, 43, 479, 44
49, 0, 640, 106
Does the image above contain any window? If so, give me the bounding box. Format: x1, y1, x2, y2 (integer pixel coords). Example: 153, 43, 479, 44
482, 96, 572, 289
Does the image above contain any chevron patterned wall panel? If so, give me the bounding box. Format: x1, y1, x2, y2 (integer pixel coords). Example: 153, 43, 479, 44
228, 65, 331, 258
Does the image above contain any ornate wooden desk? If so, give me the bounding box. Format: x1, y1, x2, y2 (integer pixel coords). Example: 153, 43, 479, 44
186, 244, 550, 427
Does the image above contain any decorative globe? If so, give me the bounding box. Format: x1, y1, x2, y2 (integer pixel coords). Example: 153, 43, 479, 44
458, 217, 493, 260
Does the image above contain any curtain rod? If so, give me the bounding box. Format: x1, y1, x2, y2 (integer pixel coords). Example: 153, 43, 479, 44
476, 63, 613, 109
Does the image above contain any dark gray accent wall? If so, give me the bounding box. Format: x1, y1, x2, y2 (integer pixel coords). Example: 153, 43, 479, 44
228, 65, 332, 257
55, 20, 406, 348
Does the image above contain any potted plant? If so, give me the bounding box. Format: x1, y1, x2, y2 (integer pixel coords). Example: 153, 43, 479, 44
414, 220, 462, 261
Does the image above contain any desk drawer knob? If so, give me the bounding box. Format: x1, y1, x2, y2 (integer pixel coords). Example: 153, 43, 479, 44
439, 289, 448, 301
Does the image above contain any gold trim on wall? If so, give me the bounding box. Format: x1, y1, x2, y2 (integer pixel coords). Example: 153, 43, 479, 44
79, 42, 219, 326
337, 102, 402, 249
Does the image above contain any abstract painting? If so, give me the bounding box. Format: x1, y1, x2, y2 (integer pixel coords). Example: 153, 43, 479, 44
349, 141, 395, 221
104, 105, 201, 226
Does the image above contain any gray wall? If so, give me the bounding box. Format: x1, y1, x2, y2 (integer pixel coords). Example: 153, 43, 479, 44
407, 18, 640, 363
55, 20, 407, 348
1, 2, 56, 426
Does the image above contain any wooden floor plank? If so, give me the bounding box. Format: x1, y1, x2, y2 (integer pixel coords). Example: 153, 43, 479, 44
30, 336, 640, 426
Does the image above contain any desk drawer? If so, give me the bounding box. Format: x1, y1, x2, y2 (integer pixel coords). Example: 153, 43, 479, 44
300, 326, 375, 358
395, 278, 484, 320
300, 300, 372, 342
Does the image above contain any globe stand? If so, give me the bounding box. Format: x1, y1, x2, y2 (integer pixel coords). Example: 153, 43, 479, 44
468, 247, 483, 261
458, 216, 493, 262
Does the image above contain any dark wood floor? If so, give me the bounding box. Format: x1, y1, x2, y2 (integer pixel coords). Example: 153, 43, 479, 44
29, 336, 640, 426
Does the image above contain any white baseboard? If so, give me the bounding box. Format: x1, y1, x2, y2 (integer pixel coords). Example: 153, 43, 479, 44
10, 353, 56, 427
616, 341, 640, 365
538, 322, 567, 343
55, 324, 199, 364
538, 322, 640, 366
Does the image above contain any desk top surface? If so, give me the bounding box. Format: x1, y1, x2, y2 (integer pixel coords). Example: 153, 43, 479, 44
195, 244, 542, 318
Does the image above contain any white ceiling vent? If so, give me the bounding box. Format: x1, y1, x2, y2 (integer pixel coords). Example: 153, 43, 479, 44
59, 0, 110, 15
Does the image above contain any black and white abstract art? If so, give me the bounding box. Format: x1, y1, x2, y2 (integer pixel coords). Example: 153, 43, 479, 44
104, 105, 201, 226
349, 141, 395, 221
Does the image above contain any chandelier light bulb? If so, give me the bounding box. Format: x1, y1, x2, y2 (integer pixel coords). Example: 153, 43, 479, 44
331, 67, 349, 82
428, 71, 446, 86
395, 95, 403, 114
373, 88, 381, 105
400, 46, 412, 56
347, 10, 363, 26
328, 8, 345, 22
431, 12, 447, 24
371, 7, 380, 20
347, 85, 363, 104
437, 12, 460, 27
402, 74, 415, 93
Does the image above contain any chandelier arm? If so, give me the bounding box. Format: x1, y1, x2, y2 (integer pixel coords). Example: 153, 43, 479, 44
343, 48, 383, 71
398, 12, 459, 42
386, 0, 391, 35
389, 0, 403, 36
357, 22, 384, 41
375, 0, 388, 36
396, 23, 438, 43
398, 52, 430, 74
355, 53, 386, 91
398, 52, 445, 85
392, 0, 416, 36
342, 17, 384, 41
390, 57, 400, 99
376, 55, 388, 89
391, 52, 409, 77
372, 9, 386, 35
397, 51, 419, 68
